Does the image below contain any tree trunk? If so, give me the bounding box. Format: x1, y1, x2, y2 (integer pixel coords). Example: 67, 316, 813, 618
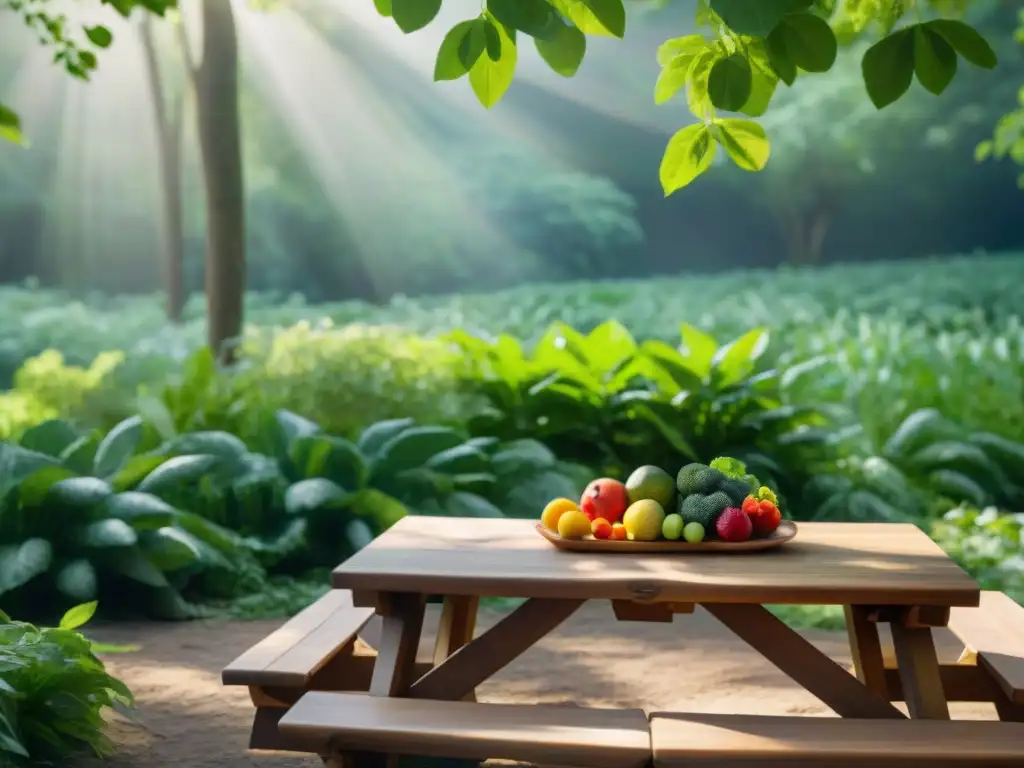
139, 17, 186, 322
195, 0, 245, 361
784, 203, 835, 266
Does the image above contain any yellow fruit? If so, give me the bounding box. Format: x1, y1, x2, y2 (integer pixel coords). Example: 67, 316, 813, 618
557, 509, 593, 540
542, 498, 580, 532
622, 499, 666, 542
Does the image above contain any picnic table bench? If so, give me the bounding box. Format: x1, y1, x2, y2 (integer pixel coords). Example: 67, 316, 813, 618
224, 517, 1024, 766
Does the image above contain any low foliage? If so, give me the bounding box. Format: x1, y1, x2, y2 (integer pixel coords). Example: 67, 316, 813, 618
932, 504, 1024, 603
0, 601, 133, 766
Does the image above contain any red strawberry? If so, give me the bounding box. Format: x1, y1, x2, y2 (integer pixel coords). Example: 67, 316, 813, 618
752, 500, 782, 536
716, 506, 753, 543
741, 495, 760, 516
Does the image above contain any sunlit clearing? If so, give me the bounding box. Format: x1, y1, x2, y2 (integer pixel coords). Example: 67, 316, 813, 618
240, 4, 537, 294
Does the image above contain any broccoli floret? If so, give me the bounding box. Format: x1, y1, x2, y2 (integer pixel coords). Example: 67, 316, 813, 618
721, 477, 754, 506
677, 465, 726, 496
679, 491, 731, 530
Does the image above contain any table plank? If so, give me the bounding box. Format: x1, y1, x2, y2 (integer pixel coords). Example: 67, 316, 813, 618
333, 517, 979, 607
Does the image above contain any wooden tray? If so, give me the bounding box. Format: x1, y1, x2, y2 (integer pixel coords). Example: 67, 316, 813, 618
536, 520, 797, 553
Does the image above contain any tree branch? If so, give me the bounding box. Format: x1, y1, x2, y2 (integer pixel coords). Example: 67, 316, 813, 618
175, 7, 201, 88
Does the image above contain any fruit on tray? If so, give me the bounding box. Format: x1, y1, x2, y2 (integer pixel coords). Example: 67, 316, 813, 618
557, 509, 593, 540
622, 499, 665, 541
592, 517, 614, 540
716, 506, 753, 543
580, 478, 629, 524
541, 455, 786, 544
626, 465, 676, 508
542, 498, 580, 532
662, 513, 684, 541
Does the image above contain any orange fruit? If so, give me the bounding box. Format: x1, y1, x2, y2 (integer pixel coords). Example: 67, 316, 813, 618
542, 498, 580, 532
591, 517, 613, 540
610, 523, 627, 541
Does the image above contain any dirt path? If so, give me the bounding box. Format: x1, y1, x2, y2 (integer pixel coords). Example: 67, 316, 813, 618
79, 603, 995, 768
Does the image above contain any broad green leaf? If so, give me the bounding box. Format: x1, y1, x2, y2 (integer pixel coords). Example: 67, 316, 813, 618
275, 409, 321, 443
16, 465, 76, 507
0, 443, 59, 499
136, 454, 220, 494
469, 17, 517, 108
108, 547, 168, 587
374, 0, 392, 15
709, 0, 811, 37
105, 491, 177, 530
0, 538, 52, 590
639, 340, 705, 392
487, 0, 555, 37
47, 476, 114, 508
765, 31, 797, 85
862, 28, 915, 109
373, 426, 467, 475
59, 433, 101, 475
424, 444, 491, 475
767, 12, 837, 74
19, 419, 79, 457
707, 54, 752, 112
491, 439, 557, 475
346, 518, 375, 550
83, 518, 138, 548
913, 25, 956, 95
444, 491, 505, 518
284, 477, 349, 515
739, 66, 779, 117
349, 487, 408, 529
679, 324, 718, 379
928, 469, 988, 507
659, 123, 716, 195
93, 415, 144, 477
684, 49, 716, 117
549, 0, 625, 37
84, 25, 114, 48
927, 19, 997, 69
58, 601, 98, 631
356, 418, 415, 460
484, 19, 503, 60
882, 408, 959, 458
391, 0, 442, 33
0, 104, 25, 145
56, 560, 98, 602
712, 118, 770, 172
159, 430, 247, 460
657, 34, 708, 67
535, 18, 587, 77
139, 527, 201, 571
436, 20, 478, 80
712, 328, 770, 386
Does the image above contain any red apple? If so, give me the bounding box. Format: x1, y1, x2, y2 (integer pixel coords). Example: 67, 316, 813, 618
580, 478, 629, 524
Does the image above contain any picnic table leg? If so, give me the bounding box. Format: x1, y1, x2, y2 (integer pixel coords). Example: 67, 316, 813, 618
890, 621, 950, 720
844, 605, 888, 698
433, 596, 479, 701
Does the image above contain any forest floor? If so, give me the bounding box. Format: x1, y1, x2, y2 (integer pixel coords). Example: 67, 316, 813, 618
78, 602, 995, 768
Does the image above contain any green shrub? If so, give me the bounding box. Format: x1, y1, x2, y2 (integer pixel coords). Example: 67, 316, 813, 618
931, 504, 1024, 603
0, 601, 133, 766
449, 320, 834, 509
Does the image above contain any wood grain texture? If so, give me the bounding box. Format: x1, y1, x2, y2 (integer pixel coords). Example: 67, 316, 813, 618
845, 605, 888, 698
891, 623, 950, 719
949, 591, 1024, 705
409, 598, 583, 701
705, 603, 904, 719
369, 593, 425, 698
332, 517, 980, 607
649, 712, 1024, 767
537, 520, 797, 552
278, 691, 652, 768
222, 590, 374, 687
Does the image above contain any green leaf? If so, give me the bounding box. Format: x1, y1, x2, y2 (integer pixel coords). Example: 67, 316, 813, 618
657, 34, 708, 67
767, 12, 837, 75
441, 19, 483, 77
549, 0, 625, 37
738, 65, 778, 117
136, 454, 220, 494
391, 0, 442, 33
373, 426, 467, 476
0, 443, 59, 499
83, 518, 138, 548
424, 444, 491, 475
679, 324, 718, 379
47, 476, 114, 508
712, 118, 770, 172
93, 415, 143, 478
349, 487, 408, 529
16, 465, 76, 507
374, 0, 392, 15
487, 0, 555, 37
709, 0, 810, 37
108, 547, 168, 587
469, 17, 517, 108
862, 28, 915, 109
707, 54, 752, 112
913, 25, 956, 95
0, 103, 26, 146
19, 419, 79, 457
0, 538, 52, 591
765, 32, 797, 85
139, 527, 201, 571
275, 409, 321, 443
84, 25, 113, 48
104, 492, 177, 531
659, 123, 716, 195
56, 560, 97, 602
926, 19, 997, 69
284, 477, 349, 515
443, 491, 505, 518
357, 418, 415, 460
159, 430, 247, 460
58, 601, 98, 631
712, 327, 770, 386
484, 19, 503, 60
535, 18, 587, 77
974, 139, 993, 162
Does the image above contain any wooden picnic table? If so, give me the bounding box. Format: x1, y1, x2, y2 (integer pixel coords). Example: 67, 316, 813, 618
248, 516, 1024, 766
327, 516, 979, 721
